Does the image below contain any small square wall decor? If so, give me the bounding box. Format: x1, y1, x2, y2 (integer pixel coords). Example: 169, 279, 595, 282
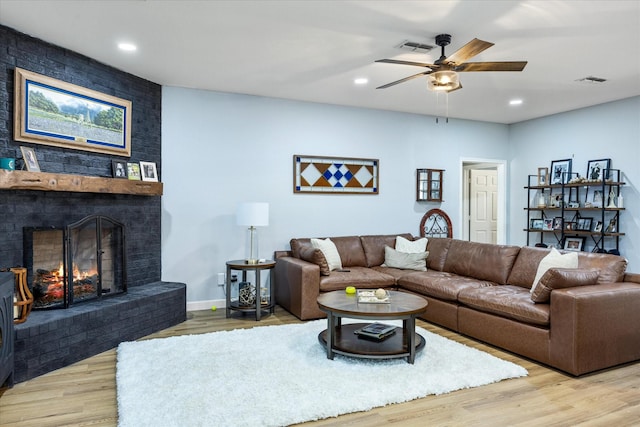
293, 155, 378, 194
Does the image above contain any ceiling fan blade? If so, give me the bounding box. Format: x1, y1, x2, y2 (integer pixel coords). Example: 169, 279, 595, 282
375, 59, 437, 69
376, 71, 432, 89
444, 38, 494, 66
454, 61, 528, 72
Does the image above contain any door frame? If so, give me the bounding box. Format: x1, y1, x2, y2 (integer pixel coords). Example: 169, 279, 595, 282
460, 158, 507, 244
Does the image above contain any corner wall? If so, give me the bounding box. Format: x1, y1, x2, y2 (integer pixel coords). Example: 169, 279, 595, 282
509, 96, 640, 271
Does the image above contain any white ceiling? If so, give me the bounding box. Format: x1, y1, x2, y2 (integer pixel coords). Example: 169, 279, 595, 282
1, 0, 639, 124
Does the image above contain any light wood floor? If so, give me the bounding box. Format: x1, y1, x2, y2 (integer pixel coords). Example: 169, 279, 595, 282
1, 306, 639, 426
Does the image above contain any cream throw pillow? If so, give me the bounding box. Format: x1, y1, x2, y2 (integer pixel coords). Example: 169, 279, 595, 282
384, 246, 428, 271
395, 236, 428, 253
531, 247, 578, 292
311, 238, 342, 271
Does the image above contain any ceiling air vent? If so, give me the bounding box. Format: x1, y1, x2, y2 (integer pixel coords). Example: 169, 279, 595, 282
576, 76, 607, 84
396, 40, 434, 53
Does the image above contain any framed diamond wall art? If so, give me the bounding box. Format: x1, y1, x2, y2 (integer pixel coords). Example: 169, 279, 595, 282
293, 155, 379, 194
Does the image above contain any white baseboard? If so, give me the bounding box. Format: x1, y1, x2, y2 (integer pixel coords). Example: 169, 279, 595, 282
187, 299, 226, 312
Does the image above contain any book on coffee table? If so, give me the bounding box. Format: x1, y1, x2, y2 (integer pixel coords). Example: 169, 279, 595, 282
354, 322, 397, 340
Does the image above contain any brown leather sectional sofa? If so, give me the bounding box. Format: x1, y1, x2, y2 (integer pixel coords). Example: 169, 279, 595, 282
274, 234, 640, 375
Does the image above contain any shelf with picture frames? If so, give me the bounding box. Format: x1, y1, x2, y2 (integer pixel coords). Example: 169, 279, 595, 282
524, 167, 624, 253
0, 170, 163, 196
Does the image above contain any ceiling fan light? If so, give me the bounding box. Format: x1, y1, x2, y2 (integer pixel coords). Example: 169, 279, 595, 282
427, 70, 460, 92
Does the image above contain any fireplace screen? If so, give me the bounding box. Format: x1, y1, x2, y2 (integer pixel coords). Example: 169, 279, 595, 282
24, 215, 126, 309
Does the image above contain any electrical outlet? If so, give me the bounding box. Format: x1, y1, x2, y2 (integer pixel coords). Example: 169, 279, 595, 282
217, 273, 225, 286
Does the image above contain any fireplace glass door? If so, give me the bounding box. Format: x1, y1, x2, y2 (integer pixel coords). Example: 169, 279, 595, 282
26, 215, 126, 309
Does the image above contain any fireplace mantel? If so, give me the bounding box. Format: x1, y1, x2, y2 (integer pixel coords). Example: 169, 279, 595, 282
0, 170, 162, 196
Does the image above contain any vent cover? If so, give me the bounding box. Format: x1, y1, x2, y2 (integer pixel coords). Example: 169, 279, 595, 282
396, 40, 434, 53
576, 76, 607, 83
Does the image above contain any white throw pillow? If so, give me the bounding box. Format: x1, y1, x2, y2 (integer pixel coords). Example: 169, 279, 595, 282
531, 247, 579, 292
395, 236, 428, 253
384, 246, 428, 271
311, 238, 343, 271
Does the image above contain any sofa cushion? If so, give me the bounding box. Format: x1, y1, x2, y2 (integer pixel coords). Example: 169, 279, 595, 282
532, 247, 578, 291
311, 238, 343, 271
507, 246, 627, 289
458, 285, 550, 326
382, 246, 428, 271
298, 246, 331, 276
396, 236, 428, 253
360, 233, 413, 267
291, 236, 367, 268
530, 268, 600, 303
425, 238, 452, 271
318, 267, 395, 292
443, 240, 521, 285
398, 271, 495, 302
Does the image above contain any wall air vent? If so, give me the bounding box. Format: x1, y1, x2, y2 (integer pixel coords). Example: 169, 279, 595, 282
396, 40, 435, 53
576, 76, 607, 84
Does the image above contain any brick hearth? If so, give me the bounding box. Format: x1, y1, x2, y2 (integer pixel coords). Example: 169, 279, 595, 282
13, 281, 186, 383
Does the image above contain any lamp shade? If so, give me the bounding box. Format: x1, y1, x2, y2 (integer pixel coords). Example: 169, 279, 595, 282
236, 202, 269, 227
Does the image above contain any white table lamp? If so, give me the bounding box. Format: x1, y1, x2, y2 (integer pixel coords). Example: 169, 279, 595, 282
236, 202, 269, 264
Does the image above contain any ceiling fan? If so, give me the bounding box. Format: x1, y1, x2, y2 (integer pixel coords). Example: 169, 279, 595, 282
375, 34, 527, 92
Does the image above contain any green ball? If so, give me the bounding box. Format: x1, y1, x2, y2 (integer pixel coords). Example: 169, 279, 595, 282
211, 305, 217, 311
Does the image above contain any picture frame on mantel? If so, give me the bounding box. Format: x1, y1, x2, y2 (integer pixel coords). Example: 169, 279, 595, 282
140, 161, 158, 182
20, 146, 40, 172
14, 68, 132, 157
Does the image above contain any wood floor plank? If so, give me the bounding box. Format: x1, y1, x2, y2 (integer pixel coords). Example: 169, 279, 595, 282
1, 307, 639, 426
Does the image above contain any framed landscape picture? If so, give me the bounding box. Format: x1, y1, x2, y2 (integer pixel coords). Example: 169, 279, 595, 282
14, 68, 132, 157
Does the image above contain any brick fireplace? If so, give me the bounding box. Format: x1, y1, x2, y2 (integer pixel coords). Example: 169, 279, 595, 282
1, 24, 186, 383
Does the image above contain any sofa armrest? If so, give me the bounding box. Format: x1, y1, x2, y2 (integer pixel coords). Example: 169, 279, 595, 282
274, 256, 326, 320
549, 282, 640, 375
624, 273, 640, 284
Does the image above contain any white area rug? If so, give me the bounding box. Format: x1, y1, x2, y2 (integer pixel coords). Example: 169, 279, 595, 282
116, 320, 527, 427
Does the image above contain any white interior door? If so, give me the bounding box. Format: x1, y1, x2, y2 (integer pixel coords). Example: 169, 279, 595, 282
469, 169, 498, 244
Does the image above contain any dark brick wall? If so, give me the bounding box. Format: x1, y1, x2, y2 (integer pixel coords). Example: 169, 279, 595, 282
0, 24, 162, 286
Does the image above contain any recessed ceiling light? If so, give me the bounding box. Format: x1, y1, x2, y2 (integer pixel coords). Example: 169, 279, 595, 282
354, 78, 368, 85
118, 42, 137, 52
509, 99, 523, 106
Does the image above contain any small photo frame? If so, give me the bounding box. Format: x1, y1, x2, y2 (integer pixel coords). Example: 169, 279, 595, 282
20, 146, 40, 172
140, 161, 158, 182
550, 159, 572, 185
576, 217, 593, 231
591, 189, 604, 208
530, 219, 544, 230
553, 217, 563, 230
606, 218, 617, 233
593, 221, 603, 232
112, 160, 128, 179
586, 158, 610, 181
543, 219, 554, 231
565, 221, 576, 231
127, 162, 141, 180
563, 236, 585, 252
537, 167, 548, 186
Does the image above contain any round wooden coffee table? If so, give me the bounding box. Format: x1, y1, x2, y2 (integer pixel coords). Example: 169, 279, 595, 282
316, 290, 428, 364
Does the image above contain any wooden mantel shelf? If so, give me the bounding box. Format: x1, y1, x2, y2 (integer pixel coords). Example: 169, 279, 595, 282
0, 170, 163, 196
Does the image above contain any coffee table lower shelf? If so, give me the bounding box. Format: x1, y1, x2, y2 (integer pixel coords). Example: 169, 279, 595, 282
318, 323, 425, 361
